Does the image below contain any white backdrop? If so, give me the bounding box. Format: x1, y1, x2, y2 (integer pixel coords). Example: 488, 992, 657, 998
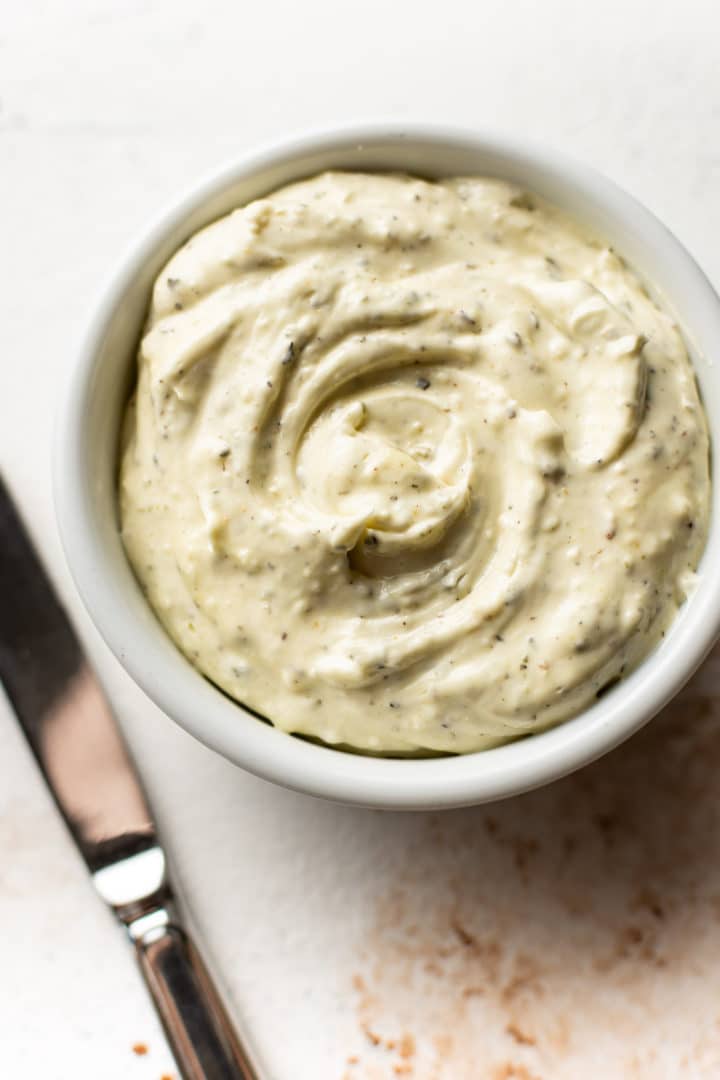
3, 2, 720, 1077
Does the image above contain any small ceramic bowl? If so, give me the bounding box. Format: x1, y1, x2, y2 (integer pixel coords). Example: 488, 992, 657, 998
55, 125, 720, 809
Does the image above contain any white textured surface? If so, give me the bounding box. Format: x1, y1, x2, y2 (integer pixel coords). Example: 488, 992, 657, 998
2, 2, 720, 1078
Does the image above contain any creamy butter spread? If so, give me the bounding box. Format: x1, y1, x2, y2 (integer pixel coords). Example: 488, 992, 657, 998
120, 172, 710, 753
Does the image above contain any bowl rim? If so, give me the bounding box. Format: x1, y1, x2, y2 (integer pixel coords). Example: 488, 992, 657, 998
54, 122, 720, 809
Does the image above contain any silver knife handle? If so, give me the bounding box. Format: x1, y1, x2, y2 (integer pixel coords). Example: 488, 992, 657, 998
134, 919, 259, 1080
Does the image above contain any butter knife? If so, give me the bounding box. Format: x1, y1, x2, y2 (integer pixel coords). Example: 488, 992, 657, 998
0, 475, 259, 1080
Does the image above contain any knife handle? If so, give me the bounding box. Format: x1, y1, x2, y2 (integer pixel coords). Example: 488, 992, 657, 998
134, 921, 259, 1080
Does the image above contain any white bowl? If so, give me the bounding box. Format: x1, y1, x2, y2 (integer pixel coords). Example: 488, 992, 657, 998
55, 125, 720, 809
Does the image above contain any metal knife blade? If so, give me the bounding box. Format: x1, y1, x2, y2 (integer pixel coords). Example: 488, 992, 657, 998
0, 473, 162, 913
0, 474, 259, 1080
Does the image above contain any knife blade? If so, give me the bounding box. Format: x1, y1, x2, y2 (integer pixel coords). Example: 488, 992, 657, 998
0, 474, 259, 1080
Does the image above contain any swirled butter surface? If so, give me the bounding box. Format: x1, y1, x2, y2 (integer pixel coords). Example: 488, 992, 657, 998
120, 172, 710, 753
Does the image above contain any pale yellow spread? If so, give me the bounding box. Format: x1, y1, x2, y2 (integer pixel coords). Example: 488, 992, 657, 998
120, 172, 710, 753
